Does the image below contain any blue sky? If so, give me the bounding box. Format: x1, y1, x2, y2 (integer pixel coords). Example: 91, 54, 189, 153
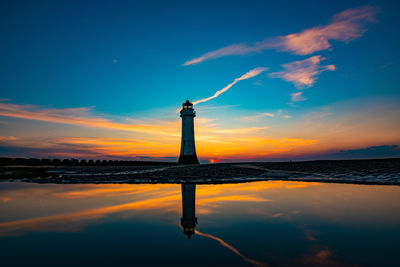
0, 0, 399, 161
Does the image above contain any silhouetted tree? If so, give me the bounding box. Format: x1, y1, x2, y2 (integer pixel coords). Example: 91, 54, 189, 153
70, 159, 78, 166
0, 158, 13, 166
0, 157, 177, 167
52, 159, 61, 165
62, 159, 70, 165
14, 158, 28, 165
40, 159, 51, 165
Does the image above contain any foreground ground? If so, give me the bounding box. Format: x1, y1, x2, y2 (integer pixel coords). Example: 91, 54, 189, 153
1, 158, 399, 185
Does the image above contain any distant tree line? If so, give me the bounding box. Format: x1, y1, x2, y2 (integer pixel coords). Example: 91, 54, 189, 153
0, 157, 177, 166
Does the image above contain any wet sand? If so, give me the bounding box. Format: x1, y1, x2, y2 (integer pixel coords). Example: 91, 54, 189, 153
1, 158, 399, 185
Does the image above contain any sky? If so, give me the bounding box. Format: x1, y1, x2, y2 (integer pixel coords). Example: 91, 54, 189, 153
0, 0, 399, 163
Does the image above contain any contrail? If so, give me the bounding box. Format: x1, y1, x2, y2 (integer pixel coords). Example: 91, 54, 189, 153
192, 67, 268, 105
195, 230, 269, 267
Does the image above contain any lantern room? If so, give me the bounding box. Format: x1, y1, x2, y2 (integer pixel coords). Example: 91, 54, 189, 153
182, 99, 193, 109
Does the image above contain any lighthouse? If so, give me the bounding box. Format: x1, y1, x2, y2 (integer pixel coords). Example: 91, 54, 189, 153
178, 100, 199, 164
180, 184, 197, 238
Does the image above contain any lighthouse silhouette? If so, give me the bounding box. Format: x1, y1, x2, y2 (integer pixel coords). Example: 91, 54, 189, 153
180, 184, 197, 238
178, 100, 199, 164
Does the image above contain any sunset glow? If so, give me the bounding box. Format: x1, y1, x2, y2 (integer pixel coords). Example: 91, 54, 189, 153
1, 2, 399, 267
0, 2, 399, 162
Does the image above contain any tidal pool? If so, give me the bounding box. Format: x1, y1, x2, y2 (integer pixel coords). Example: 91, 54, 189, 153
0, 181, 399, 266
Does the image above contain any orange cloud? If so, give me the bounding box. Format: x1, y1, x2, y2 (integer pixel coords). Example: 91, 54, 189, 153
2, 101, 300, 159
0, 102, 179, 137
57, 137, 176, 157
278, 6, 377, 55
182, 6, 377, 65
269, 56, 336, 88
0, 136, 17, 141
1, 98, 397, 161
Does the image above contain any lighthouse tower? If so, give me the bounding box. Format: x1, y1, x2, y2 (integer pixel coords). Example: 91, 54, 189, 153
178, 100, 199, 164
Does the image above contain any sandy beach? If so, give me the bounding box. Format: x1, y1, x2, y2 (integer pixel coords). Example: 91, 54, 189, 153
1, 158, 399, 185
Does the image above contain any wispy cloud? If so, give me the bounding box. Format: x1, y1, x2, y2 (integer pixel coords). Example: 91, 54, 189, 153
183, 43, 263, 66
290, 92, 307, 103
56, 137, 170, 157
274, 5, 378, 55
2, 98, 397, 162
183, 6, 377, 65
0, 136, 17, 141
240, 112, 275, 122
0, 102, 179, 137
0, 101, 273, 159
240, 109, 296, 122
193, 67, 268, 105
276, 109, 292, 119
269, 55, 336, 88
207, 126, 267, 134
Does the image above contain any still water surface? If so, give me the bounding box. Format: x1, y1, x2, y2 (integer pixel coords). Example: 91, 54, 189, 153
0, 181, 399, 266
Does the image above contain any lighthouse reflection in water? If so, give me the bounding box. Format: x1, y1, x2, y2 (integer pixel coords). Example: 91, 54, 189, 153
180, 184, 197, 238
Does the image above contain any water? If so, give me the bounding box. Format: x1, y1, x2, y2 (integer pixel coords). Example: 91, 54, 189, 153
0, 181, 399, 266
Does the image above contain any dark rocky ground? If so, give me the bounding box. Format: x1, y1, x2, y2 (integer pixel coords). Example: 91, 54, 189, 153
0, 158, 399, 185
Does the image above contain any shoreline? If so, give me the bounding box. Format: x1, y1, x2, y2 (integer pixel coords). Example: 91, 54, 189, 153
1, 158, 399, 185
2, 177, 399, 186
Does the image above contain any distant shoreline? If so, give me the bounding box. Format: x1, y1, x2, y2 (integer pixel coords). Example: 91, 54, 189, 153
1, 158, 399, 186
0, 157, 176, 167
